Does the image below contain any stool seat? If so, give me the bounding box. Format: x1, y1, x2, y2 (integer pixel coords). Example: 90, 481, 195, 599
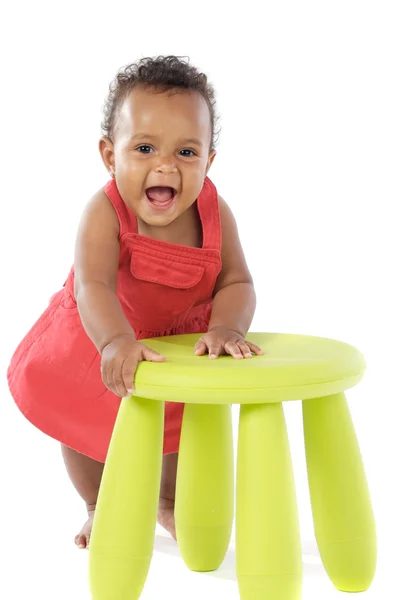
134, 332, 366, 403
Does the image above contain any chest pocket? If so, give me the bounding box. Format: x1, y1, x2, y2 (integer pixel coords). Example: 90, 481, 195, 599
130, 247, 205, 288
128, 246, 209, 329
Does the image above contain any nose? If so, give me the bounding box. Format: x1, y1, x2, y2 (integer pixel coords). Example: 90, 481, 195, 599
155, 157, 177, 174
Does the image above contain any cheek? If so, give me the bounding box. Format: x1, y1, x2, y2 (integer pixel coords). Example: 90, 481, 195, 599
117, 155, 148, 183
182, 158, 208, 180
181, 172, 207, 201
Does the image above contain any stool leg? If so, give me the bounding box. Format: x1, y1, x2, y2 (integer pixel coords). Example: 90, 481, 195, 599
175, 403, 234, 572
89, 396, 164, 600
236, 402, 302, 600
303, 393, 377, 591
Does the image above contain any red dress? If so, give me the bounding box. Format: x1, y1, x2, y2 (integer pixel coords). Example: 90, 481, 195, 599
7, 177, 222, 461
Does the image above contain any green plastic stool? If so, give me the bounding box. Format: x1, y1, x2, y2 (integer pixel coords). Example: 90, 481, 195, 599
88, 332, 377, 600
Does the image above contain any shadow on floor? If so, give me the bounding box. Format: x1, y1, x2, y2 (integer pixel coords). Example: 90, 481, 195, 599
153, 535, 324, 582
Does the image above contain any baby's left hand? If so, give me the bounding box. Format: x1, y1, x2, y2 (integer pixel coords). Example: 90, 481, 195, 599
194, 326, 264, 359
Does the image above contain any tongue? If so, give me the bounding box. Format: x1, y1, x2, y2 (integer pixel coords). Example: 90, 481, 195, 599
146, 187, 174, 203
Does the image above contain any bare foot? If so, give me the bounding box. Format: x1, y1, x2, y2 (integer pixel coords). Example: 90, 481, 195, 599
75, 509, 95, 549
74, 500, 176, 550
157, 497, 177, 541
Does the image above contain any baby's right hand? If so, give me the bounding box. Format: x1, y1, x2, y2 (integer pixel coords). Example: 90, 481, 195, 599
100, 334, 165, 397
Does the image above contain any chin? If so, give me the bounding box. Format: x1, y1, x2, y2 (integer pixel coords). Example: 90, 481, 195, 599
141, 210, 177, 227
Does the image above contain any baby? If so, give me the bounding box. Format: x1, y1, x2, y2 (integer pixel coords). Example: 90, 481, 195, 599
7, 55, 263, 549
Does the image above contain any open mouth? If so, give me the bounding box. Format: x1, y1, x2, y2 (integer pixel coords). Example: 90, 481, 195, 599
145, 186, 177, 210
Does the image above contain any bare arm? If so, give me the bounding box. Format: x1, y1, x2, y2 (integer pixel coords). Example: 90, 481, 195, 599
194, 195, 262, 359
74, 189, 135, 353
208, 195, 256, 337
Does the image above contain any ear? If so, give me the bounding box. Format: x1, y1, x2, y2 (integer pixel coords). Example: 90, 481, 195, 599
99, 136, 115, 177
205, 149, 217, 176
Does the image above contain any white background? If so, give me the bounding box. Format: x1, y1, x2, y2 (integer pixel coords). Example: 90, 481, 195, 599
1, 1, 397, 598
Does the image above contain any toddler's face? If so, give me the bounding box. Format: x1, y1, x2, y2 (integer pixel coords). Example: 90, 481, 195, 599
101, 85, 215, 227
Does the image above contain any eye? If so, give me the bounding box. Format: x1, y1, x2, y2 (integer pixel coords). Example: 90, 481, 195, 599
136, 145, 153, 154
179, 149, 196, 157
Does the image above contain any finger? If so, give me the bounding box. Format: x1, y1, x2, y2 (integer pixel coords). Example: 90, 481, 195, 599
143, 347, 166, 362
246, 342, 264, 355
122, 359, 137, 395
194, 340, 207, 355
236, 340, 253, 358
113, 362, 129, 397
224, 341, 244, 359
208, 343, 223, 359
101, 359, 114, 394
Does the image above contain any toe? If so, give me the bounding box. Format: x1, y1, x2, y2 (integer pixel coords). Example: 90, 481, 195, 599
76, 535, 86, 549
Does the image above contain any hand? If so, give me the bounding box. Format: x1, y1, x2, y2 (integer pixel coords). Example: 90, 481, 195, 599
194, 326, 264, 359
101, 334, 165, 397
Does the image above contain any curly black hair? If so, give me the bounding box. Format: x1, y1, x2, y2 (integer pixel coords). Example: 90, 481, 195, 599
101, 55, 219, 150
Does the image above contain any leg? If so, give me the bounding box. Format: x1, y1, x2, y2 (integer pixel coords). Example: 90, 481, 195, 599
175, 403, 234, 572
158, 452, 178, 540
61, 446, 178, 547
236, 403, 302, 600
61, 444, 104, 548
303, 393, 377, 591
88, 396, 164, 600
